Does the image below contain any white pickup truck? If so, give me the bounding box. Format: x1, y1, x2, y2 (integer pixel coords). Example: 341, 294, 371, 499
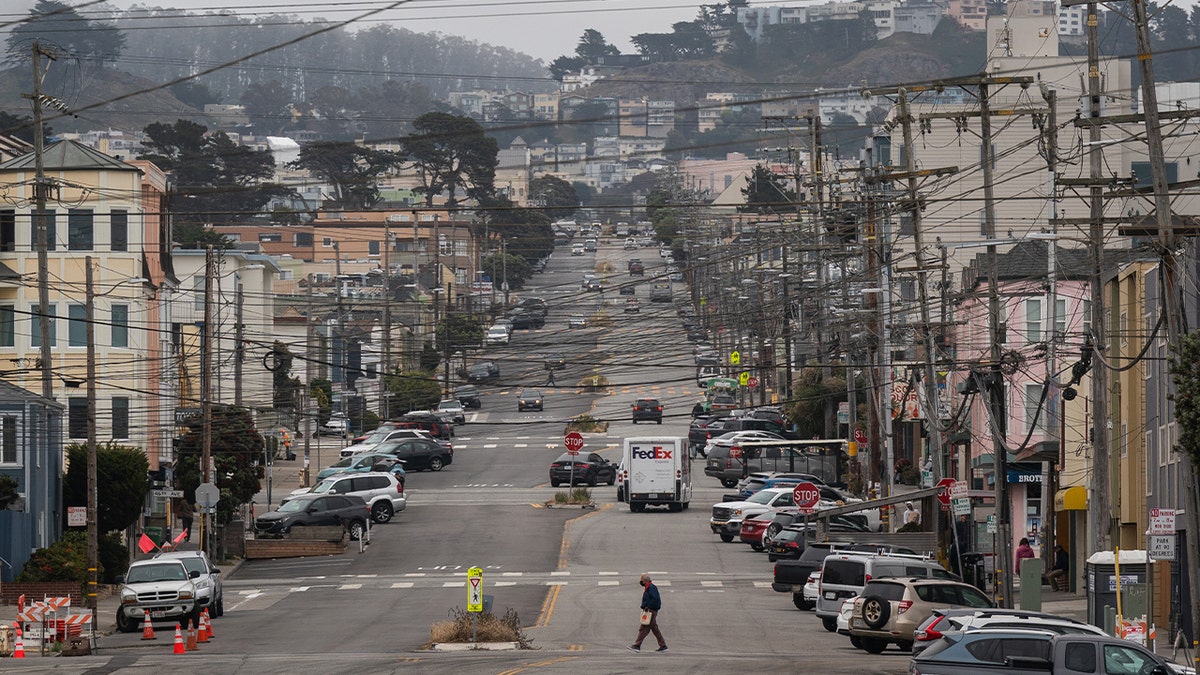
709, 487, 796, 542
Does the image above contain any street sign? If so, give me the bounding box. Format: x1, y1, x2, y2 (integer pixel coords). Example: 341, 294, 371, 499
153, 489, 184, 499
195, 482, 219, 508
564, 432, 584, 456
1149, 508, 1175, 535
837, 401, 849, 425
936, 477, 956, 506
986, 514, 997, 534
67, 506, 86, 527
730, 351, 741, 366
747, 376, 760, 389
793, 481, 820, 514
953, 498, 972, 516
738, 371, 750, 386
853, 428, 867, 444
729, 447, 743, 459
1148, 535, 1176, 560
467, 567, 484, 613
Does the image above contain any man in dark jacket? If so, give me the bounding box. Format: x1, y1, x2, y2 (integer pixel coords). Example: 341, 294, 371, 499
629, 573, 668, 653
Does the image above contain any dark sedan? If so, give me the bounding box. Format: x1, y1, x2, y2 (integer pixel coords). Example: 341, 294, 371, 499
518, 388, 544, 412
375, 438, 453, 472
549, 452, 616, 487
467, 361, 500, 382
253, 494, 370, 540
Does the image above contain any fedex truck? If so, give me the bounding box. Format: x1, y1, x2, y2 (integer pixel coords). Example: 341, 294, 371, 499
620, 437, 691, 512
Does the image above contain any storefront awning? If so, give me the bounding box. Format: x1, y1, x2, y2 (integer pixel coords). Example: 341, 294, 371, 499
1055, 485, 1087, 511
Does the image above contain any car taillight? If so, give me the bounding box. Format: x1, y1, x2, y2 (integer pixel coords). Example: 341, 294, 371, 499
898, 600, 912, 615
656, 406, 662, 411
551, 463, 562, 468
916, 616, 946, 642
396, 482, 404, 494
785, 541, 798, 548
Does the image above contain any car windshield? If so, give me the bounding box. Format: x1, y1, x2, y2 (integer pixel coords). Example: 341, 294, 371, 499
746, 491, 781, 505
361, 430, 393, 444
522, 390, 542, 398
438, 401, 459, 410
310, 480, 336, 494
277, 499, 312, 513
126, 562, 187, 583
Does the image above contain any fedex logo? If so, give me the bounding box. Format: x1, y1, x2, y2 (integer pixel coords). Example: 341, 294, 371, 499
632, 446, 673, 460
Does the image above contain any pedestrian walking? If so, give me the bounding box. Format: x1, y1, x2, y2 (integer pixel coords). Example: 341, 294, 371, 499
629, 573, 667, 653
546, 369, 556, 387
1015, 537, 1035, 573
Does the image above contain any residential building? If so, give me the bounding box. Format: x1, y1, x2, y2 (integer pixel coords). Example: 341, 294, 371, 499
947, 0, 988, 30
0, 140, 174, 468
497, 137, 531, 205
736, 5, 808, 42
533, 93, 560, 121
1057, 4, 1087, 36
618, 99, 676, 138
678, 152, 761, 196
0, 382, 63, 582
699, 93, 760, 132
894, 2, 943, 35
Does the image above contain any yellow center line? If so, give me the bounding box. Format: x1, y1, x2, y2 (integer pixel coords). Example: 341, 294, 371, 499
496, 656, 580, 675
535, 584, 561, 629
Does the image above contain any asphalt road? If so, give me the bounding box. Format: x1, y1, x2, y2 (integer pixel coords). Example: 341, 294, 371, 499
9, 240, 911, 674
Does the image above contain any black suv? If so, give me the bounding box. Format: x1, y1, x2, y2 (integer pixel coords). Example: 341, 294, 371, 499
517, 388, 544, 412
254, 493, 370, 540
508, 310, 545, 329
468, 361, 500, 382
454, 385, 482, 409
632, 398, 663, 424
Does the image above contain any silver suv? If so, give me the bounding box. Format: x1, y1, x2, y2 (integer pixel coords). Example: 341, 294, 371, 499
115, 558, 200, 632
154, 550, 224, 618
288, 471, 406, 524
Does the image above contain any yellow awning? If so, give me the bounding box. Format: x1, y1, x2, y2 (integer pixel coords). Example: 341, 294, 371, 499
1055, 486, 1087, 511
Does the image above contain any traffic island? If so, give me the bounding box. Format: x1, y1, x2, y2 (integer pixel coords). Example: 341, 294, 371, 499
244, 526, 348, 559
564, 415, 606, 433
545, 488, 595, 509
426, 607, 533, 651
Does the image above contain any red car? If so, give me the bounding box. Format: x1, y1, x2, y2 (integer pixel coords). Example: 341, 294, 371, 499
738, 513, 775, 551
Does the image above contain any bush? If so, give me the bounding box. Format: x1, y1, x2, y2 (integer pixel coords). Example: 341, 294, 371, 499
99, 532, 129, 584
565, 414, 607, 432
429, 606, 532, 648
16, 531, 94, 584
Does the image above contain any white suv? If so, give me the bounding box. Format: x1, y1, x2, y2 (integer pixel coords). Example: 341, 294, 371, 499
115, 558, 200, 632
155, 550, 223, 618
289, 472, 406, 524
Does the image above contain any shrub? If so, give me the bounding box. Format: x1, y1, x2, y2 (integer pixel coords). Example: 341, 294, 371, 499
429, 606, 532, 648
570, 487, 592, 503
98, 532, 129, 583
16, 531, 94, 584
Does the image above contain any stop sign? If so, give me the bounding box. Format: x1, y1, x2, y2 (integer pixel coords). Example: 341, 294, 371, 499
564, 432, 584, 455
853, 427, 867, 444
747, 376, 759, 388
793, 482, 820, 510
936, 477, 956, 506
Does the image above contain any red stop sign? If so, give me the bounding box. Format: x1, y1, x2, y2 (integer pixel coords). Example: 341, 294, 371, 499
936, 477, 956, 506
564, 432, 584, 455
793, 482, 820, 509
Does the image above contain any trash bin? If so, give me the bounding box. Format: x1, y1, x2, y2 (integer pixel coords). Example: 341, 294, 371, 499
1086, 550, 1148, 629
961, 552, 986, 592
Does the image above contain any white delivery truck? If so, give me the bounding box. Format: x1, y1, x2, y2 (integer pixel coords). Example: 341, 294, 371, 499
620, 437, 691, 512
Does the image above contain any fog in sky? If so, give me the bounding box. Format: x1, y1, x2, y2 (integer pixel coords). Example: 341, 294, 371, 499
9, 0, 707, 63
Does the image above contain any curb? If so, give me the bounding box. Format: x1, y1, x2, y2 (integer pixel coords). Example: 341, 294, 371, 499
428, 641, 521, 652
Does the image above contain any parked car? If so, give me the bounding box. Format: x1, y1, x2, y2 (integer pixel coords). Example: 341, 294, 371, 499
454, 385, 482, 409
549, 452, 616, 487
153, 550, 223, 618
318, 452, 397, 481
467, 361, 500, 382
619, 284, 636, 295
508, 311, 545, 329
436, 399, 466, 425
316, 412, 350, 437
399, 411, 454, 439
253, 493, 370, 540
340, 428, 429, 458
632, 397, 663, 424
485, 326, 511, 345
912, 608, 1107, 657
908, 631, 1195, 675
848, 577, 994, 653
815, 552, 957, 632
287, 471, 406, 524
114, 557, 201, 633
517, 388, 544, 412
624, 298, 641, 313
709, 487, 797, 542
702, 433, 789, 487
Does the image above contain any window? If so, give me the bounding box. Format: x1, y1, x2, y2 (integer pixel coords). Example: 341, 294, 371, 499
194, 276, 206, 310
0, 415, 16, 463
31, 210, 56, 250
1055, 297, 1067, 336
68, 397, 87, 439
322, 237, 334, 247
29, 304, 56, 348
1025, 298, 1042, 342
0, 305, 13, 347
112, 396, 130, 439
110, 210, 128, 252
1025, 383, 1046, 433
1082, 299, 1092, 336
111, 304, 128, 347
294, 232, 313, 247
258, 232, 282, 243
368, 240, 380, 255
0, 210, 14, 252
68, 209, 94, 251
68, 304, 87, 347
1063, 642, 1097, 672
1102, 643, 1159, 674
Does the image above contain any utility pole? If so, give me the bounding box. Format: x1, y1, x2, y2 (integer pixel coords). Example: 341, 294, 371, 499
1040, 87, 1061, 575
381, 224, 391, 418
84, 258, 98, 631
302, 274, 313, 487
27, 42, 55, 403
200, 246, 215, 556
234, 283, 244, 408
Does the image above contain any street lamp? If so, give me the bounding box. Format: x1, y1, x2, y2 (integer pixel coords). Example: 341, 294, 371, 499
85, 257, 146, 631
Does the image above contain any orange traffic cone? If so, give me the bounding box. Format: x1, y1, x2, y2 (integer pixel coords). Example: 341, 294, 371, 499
141, 609, 157, 640
172, 623, 185, 654
197, 610, 209, 643
185, 620, 198, 651
12, 623, 25, 658
204, 608, 215, 640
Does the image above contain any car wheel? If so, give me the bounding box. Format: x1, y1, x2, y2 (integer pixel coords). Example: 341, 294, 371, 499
371, 501, 394, 524
668, 503, 682, 512
768, 554, 778, 562
551, 479, 561, 487
720, 478, 738, 488
792, 595, 813, 611
861, 595, 891, 630
849, 636, 862, 649
898, 641, 913, 652
632, 419, 637, 424
719, 533, 735, 543
347, 520, 365, 541
587, 472, 598, 487
216, 595, 225, 617
751, 543, 764, 552
630, 503, 645, 513
821, 617, 837, 632
860, 637, 889, 654
763, 523, 781, 546
116, 609, 136, 633
429, 456, 444, 471
656, 419, 662, 424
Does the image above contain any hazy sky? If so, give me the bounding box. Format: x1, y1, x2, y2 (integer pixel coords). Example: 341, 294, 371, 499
8, 0, 712, 63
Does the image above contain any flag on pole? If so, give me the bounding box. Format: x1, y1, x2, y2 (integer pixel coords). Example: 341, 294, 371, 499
137, 532, 157, 554
173, 529, 188, 546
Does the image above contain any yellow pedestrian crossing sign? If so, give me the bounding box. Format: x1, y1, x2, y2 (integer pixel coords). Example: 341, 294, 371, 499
467, 567, 484, 613
730, 351, 741, 366
739, 371, 750, 386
